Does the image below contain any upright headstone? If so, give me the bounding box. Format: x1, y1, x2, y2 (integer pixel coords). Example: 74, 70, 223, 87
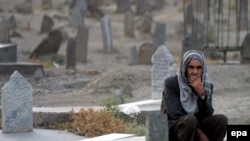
116, 0, 131, 13
129, 46, 138, 65
124, 11, 135, 38
70, 0, 88, 26
8, 15, 17, 31
146, 112, 169, 141
101, 15, 113, 52
240, 33, 250, 63
29, 29, 63, 59
0, 20, 10, 43
137, 12, 152, 34
75, 25, 88, 63
2, 71, 33, 133
153, 22, 166, 49
0, 43, 17, 62
138, 43, 154, 65
151, 45, 174, 99
40, 15, 54, 34
66, 38, 76, 69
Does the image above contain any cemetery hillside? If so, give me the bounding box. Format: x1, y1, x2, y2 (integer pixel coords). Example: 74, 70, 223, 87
0, 0, 250, 140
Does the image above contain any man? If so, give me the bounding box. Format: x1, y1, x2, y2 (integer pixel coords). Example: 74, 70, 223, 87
161, 50, 227, 141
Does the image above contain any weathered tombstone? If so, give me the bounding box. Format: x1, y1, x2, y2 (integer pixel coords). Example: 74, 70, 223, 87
29, 29, 63, 59
151, 45, 174, 99
138, 43, 154, 65
153, 22, 166, 49
124, 11, 135, 38
66, 38, 76, 69
240, 33, 250, 63
70, 0, 88, 26
2, 71, 33, 133
135, 0, 150, 15
116, 0, 131, 13
39, 15, 54, 34
0, 43, 17, 62
75, 25, 89, 63
137, 12, 152, 34
8, 15, 17, 30
146, 112, 169, 141
129, 46, 138, 65
101, 15, 113, 52
0, 20, 10, 43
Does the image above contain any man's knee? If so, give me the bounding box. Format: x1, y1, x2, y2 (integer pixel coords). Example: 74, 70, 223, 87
181, 114, 198, 128
214, 114, 228, 126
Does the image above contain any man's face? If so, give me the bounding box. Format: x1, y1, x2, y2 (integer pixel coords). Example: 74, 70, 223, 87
186, 59, 202, 81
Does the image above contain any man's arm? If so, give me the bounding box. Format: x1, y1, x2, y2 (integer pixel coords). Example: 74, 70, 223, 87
161, 76, 186, 120
188, 76, 214, 119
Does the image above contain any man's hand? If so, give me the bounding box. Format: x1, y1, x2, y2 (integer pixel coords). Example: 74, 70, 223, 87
196, 128, 209, 141
188, 75, 205, 97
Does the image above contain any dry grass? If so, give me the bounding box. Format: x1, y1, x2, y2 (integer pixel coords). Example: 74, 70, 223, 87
50, 108, 144, 137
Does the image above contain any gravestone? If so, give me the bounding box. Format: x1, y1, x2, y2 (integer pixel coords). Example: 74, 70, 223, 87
0, 20, 10, 43
116, 0, 131, 13
0, 43, 17, 62
135, 0, 150, 15
8, 15, 17, 30
146, 112, 169, 141
29, 29, 63, 59
75, 25, 89, 63
138, 43, 154, 65
153, 22, 166, 49
40, 15, 54, 34
151, 45, 174, 99
124, 11, 135, 38
1, 71, 33, 133
70, 0, 88, 26
137, 12, 152, 34
66, 38, 76, 69
129, 46, 138, 65
240, 33, 250, 63
101, 15, 113, 52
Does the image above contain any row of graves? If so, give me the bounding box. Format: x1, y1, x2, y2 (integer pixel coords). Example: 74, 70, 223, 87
0, 1, 174, 140
0, 44, 174, 141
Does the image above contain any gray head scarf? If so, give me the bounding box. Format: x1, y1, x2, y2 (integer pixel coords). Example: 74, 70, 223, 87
177, 50, 211, 114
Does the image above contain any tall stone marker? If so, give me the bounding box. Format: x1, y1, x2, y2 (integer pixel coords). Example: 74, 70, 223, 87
0, 20, 10, 43
2, 71, 33, 133
75, 25, 89, 63
151, 45, 174, 99
101, 15, 113, 52
153, 22, 166, 49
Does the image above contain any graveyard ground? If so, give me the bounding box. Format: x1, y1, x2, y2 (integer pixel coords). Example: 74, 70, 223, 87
0, 0, 250, 120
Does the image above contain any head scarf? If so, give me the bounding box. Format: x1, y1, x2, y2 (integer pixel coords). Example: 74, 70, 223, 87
177, 50, 211, 114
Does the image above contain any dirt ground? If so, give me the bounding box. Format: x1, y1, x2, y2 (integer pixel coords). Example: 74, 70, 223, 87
1, 0, 250, 111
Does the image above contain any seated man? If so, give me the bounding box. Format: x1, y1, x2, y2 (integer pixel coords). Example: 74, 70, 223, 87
161, 50, 227, 141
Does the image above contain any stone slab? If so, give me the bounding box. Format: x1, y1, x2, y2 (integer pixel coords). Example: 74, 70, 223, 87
80, 133, 135, 141
0, 129, 87, 141
0, 63, 44, 75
